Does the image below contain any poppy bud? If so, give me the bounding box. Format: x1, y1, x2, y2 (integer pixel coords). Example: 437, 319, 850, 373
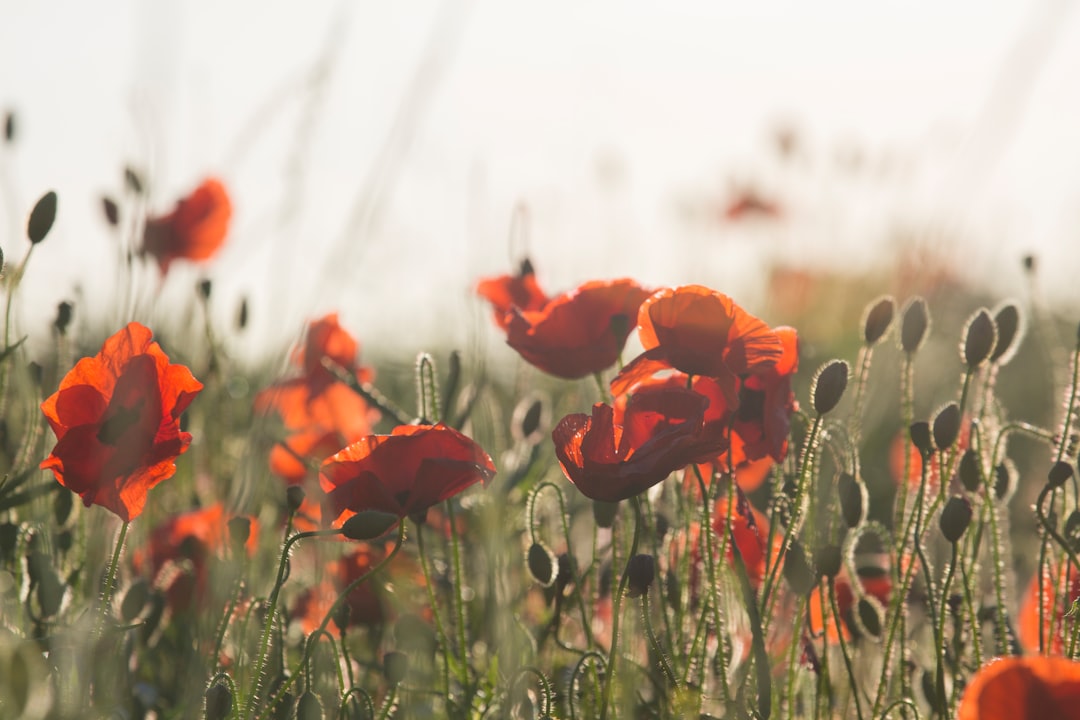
27, 190, 58, 244
932, 403, 961, 451
813, 544, 842, 579
959, 449, 982, 493
626, 554, 656, 599
554, 552, 576, 594
121, 579, 150, 622
909, 421, 934, 460
593, 500, 619, 528
962, 309, 996, 369
227, 516, 251, 550
993, 462, 1015, 502
782, 541, 817, 597
990, 303, 1021, 364
54, 301, 74, 336
811, 360, 849, 415
1048, 461, 1074, 490
519, 257, 535, 276
296, 690, 323, 720
939, 496, 972, 543
285, 486, 306, 513
1022, 254, 1036, 273
205, 682, 233, 720
1064, 511, 1080, 553
237, 297, 249, 331
197, 279, 212, 301
862, 296, 895, 345
102, 196, 120, 227
384, 651, 408, 685
512, 394, 546, 445
856, 596, 883, 638
341, 511, 399, 541
526, 542, 557, 587
900, 297, 930, 354
838, 473, 865, 528
3, 111, 13, 143
124, 166, 144, 195
332, 599, 351, 633
53, 486, 73, 525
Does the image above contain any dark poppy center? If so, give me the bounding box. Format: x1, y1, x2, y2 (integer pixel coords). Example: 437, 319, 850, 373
736, 387, 766, 423
97, 399, 146, 445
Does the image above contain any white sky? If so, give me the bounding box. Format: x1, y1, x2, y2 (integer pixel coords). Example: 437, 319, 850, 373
2, 0, 1079, 361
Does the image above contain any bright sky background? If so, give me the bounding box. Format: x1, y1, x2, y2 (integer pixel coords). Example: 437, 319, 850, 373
2, 0, 1079, 361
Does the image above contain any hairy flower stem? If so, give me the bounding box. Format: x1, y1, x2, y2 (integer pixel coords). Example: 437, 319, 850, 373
598, 494, 643, 720
243, 528, 343, 720
446, 500, 473, 706
96, 520, 129, 639
691, 465, 733, 704
416, 522, 456, 696
828, 578, 865, 720
641, 593, 679, 688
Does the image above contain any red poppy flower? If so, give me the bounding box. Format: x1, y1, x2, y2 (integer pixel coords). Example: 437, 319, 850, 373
504, 278, 651, 379
552, 385, 728, 502
1018, 561, 1080, 655
132, 503, 258, 609
255, 314, 379, 484
142, 178, 232, 275
958, 656, 1080, 720
476, 259, 550, 331
611, 286, 786, 406
320, 424, 496, 527
40, 322, 203, 522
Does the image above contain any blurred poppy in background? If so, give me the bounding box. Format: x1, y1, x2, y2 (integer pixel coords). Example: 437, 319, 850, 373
957, 656, 1080, 720
476, 258, 549, 331
142, 178, 232, 275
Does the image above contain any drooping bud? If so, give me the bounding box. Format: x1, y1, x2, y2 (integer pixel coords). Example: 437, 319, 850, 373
990, 303, 1022, 364
512, 394, 547, 445
197, 278, 213, 301
958, 449, 982, 493
932, 403, 961, 451
341, 511, 399, 541
1048, 461, 1074, 490
993, 461, 1015, 501
593, 500, 619, 529
862, 296, 895, 345
837, 473, 865, 528
526, 542, 557, 587
909, 421, 934, 460
782, 541, 817, 597
27, 190, 58, 244
384, 651, 408, 685
814, 544, 843, 579
939, 496, 973, 543
296, 690, 323, 720
856, 596, 884, 639
626, 554, 656, 599
811, 360, 849, 415
900, 298, 930, 354
962, 309, 996, 369
227, 516, 252, 550
205, 682, 233, 720
53, 485, 73, 525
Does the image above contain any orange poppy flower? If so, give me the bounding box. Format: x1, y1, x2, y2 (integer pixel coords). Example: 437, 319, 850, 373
958, 656, 1080, 720
504, 278, 651, 379
552, 385, 728, 502
320, 424, 496, 527
255, 314, 379, 484
612, 286, 786, 403
476, 259, 550, 331
1018, 561, 1080, 655
40, 322, 203, 522
142, 178, 231, 275
132, 503, 258, 609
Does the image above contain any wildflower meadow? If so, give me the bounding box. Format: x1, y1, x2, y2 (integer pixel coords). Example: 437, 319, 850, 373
2, 116, 1080, 720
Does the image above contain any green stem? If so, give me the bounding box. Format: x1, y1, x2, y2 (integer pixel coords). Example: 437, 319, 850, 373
598, 495, 643, 720
828, 578, 865, 720
96, 520, 130, 638
641, 593, 679, 688
445, 500, 471, 705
